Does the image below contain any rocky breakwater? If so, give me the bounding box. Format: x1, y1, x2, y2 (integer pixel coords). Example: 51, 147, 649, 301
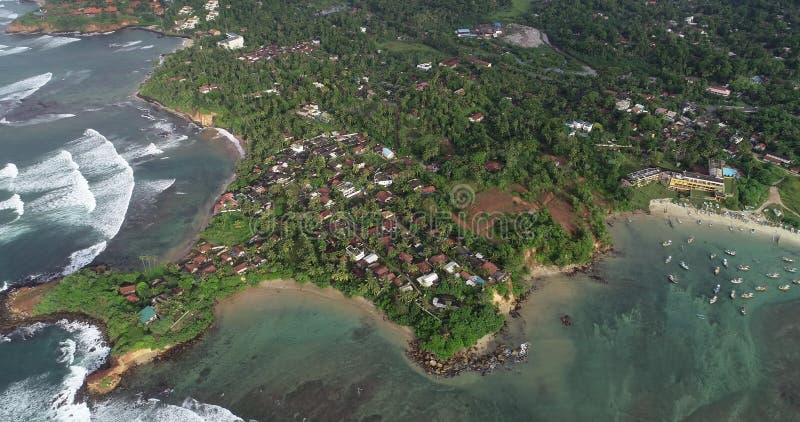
408, 340, 530, 377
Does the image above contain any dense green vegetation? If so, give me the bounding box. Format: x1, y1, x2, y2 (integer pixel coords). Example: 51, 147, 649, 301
779, 177, 800, 215
27, 0, 800, 361
12, 0, 162, 32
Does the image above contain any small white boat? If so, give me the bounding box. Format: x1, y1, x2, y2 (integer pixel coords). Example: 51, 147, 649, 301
740, 306, 747, 316
709, 295, 718, 304
665, 256, 672, 264
667, 274, 678, 284
741, 292, 755, 299
783, 257, 795, 263
725, 249, 737, 256
785, 266, 798, 273
730, 278, 744, 284
687, 236, 695, 244
662, 240, 673, 247
766, 273, 781, 279
713, 284, 721, 294
793, 279, 800, 285
730, 289, 736, 299
680, 261, 690, 270
677, 219, 683, 224
737, 265, 751, 272
710, 253, 717, 260
778, 284, 791, 292
755, 285, 767, 292
697, 220, 703, 225
714, 266, 720, 275
723, 258, 729, 268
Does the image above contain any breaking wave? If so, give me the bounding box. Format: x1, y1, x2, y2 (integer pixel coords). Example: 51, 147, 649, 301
215, 128, 246, 158
0, 280, 8, 293
0, 45, 29, 56
0, 162, 17, 189
16, 150, 97, 215
0, 113, 76, 126
0, 72, 51, 102
0, 193, 24, 216
28, 34, 81, 50
123, 142, 164, 161
62, 241, 107, 276
92, 397, 246, 422
0, 320, 109, 421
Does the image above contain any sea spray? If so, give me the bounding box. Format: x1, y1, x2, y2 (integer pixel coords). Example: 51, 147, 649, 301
62, 241, 107, 276
0, 113, 76, 127
0, 72, 52, 103
0, 193, 24, 216
214, 128, 246, 158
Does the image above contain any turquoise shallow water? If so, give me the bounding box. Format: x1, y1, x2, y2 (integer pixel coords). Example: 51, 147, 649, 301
107, 215, 800, 421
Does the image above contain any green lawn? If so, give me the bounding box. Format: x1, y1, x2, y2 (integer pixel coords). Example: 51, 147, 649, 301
778, 176, 800, 215
201, 212, 253, 246
491, 0, 533, 21
623, 183, 676, 211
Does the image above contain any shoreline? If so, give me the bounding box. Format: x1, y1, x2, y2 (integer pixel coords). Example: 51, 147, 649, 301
649, 198, 800, 247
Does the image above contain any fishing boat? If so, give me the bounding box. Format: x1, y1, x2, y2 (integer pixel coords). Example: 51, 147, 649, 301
729, 226, 734, 232
724, 249, 737, 256
667, 274, 678, 284
741, 292, 755, 299
730, 278, 744, 284
696, 314, 705, 319
665, 256, 672, 264
709, 295, 718, 304
778, 284, 791, 292
783, 257, 795, 263
662, 240, 672, 247
697, 219, 703, 225
793, 279, 800, 285
755, 285, 767, 292
714, 266, 720, 275
677, 219, 683, 224
730, 289, 736, 299
723, 258, 729, 268
687, 236, 695, 244
709, 253, 717, 260
740, 306, 747, 316
785, 266, 798, 273
713, 284, 721, 295
737, 264, 751, 272
680, 261, 690, 270
766, 272, 781, 279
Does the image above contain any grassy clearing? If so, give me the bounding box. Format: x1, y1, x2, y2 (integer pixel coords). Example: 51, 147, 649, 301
201, 212, 252, 245
623, 183, 676, 211
778, 176, 800, 215
490, 0, 532, 21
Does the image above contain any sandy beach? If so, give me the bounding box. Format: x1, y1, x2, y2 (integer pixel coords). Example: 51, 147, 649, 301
215, 279, 415, 341
650, 199, 800, 247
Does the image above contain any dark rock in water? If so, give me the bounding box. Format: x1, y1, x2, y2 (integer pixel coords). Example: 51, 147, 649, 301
560, 314, 573, 327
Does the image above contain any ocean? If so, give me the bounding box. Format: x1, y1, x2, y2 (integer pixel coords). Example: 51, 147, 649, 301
87, 215, 800, 421
0, 1, 238, 284
2, 1, 800, 420
0, 1, 238, 419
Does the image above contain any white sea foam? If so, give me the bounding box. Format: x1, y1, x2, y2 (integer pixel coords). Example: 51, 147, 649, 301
140, 44, 154, 50
0, 45, 30, 57
91, 397, 246, 422
0, 193, 24, 216
215, 128, 246, 158
109, 40, 142, 48
0, 280, 8, 293
0, 113, 76, 126
8, 322, 48, 340
123, 142, 164, 161
62, 241, 107, 276
0, 162, 17, 190
67, 129, 135, 238
0, 72, 52, 102
16, 150, 97, 214
57, 339, 77, 365
28, 34, 81, 50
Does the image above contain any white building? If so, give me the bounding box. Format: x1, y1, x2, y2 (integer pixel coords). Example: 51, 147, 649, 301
416, 273, 439, 288
217, 33, 244, 50
416, 62, 432, 71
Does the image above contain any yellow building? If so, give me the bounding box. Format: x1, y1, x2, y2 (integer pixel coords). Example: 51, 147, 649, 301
668, 172, 725, 195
